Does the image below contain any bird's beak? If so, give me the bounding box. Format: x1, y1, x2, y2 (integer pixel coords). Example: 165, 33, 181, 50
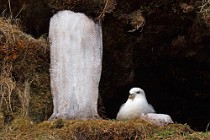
128, 94, 135, 100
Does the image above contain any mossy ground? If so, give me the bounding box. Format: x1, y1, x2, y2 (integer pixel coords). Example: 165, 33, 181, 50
0, 118, 209, 140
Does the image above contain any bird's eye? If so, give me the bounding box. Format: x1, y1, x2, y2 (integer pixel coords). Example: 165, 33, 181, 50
136, 91, 140, 94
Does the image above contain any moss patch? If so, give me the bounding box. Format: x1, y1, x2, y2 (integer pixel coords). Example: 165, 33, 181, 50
0, 118, 209, 139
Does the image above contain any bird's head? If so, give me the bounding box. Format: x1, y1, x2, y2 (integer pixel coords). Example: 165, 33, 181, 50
128, 87, 145, 100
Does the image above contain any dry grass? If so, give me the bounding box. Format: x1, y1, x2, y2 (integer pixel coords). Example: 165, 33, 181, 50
0, 17, 52, 121
16, 79, 32, 117
0, 62, 15, 114
200, 0, 210, 28
0, 118, 209, 140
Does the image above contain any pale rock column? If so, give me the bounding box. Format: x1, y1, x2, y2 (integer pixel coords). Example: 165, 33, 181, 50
49, 10, 103, 119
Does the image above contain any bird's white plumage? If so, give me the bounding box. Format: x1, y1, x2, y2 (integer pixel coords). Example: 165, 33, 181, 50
116, 87, 174, 126
141, 113, 174, 126
116, 87, 155, 120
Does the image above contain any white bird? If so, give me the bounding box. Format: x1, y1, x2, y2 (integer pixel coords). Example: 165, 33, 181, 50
116, 87, 155, 120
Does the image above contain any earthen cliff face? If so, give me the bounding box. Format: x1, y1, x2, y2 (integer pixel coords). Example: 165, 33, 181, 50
0, 0, 209, 131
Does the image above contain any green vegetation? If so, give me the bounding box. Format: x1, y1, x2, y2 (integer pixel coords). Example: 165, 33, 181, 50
0, 118, 209, 139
